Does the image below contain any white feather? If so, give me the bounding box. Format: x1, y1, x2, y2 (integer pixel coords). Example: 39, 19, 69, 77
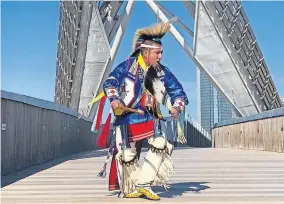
152, 79, 165, 102
151, 78, 187, 144
152, 79, 172, 110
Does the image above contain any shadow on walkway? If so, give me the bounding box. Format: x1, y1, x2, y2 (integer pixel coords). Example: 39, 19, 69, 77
154, 181, 210, 198
103, 181, 210, 199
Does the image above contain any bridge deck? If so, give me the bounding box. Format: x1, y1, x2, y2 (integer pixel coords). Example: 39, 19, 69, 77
2, 148, 284, 204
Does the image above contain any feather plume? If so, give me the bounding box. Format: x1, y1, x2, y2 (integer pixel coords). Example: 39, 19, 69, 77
145, 66, 187, 144
132, 20, 173, 53
144, 66, 170, 108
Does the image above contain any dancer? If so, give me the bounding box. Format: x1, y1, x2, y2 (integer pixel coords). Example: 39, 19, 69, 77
96, 20, 188, 200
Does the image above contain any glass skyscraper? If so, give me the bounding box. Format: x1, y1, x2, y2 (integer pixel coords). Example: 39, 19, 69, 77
197, 69, 236, 133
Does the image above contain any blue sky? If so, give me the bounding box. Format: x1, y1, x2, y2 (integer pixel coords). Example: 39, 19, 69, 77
2, 1, 284, 120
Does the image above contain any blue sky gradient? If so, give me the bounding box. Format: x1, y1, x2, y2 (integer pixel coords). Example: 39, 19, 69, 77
2, 1, 284, 120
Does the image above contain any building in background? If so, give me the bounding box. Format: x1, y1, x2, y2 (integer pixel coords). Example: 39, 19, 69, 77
217, 91, 234, 122
197, 70, 215, 133
197, 69, 236, 133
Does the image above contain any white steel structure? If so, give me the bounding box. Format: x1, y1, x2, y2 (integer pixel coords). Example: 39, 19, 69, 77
194, 1, 282, 117
55, 0, 282, 120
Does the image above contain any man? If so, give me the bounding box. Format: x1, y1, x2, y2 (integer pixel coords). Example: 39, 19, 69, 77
101, 20, 188, 200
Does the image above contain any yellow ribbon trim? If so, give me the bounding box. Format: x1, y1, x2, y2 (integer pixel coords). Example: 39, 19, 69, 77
77, 91, 104, 120
88, 91, 105, 107
138, 53, 148, 71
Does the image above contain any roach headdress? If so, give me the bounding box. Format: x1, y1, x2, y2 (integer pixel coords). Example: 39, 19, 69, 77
131, 18, 177, 56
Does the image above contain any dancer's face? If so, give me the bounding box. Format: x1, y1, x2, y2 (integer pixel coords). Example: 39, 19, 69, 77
144, 43, 163, 67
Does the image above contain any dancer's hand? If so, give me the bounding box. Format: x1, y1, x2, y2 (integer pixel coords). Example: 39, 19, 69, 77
111, 99, 123, 110
171, 108, 179, 120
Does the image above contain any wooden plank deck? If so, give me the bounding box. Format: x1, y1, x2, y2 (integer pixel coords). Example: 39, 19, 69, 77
2, 148, 284, 204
